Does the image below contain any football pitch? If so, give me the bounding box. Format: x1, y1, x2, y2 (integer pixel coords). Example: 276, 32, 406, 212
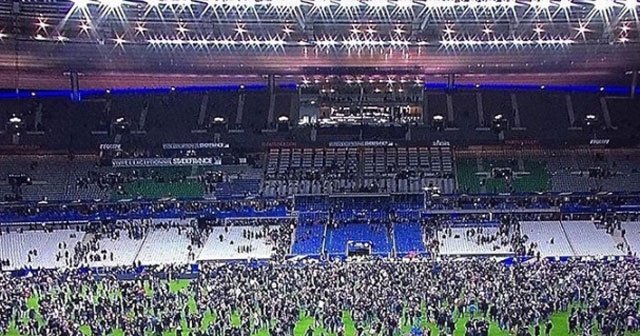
3, 279, 640, 336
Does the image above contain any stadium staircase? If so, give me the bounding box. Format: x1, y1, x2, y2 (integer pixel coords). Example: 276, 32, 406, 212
559, 220, 578, 256
321, 218, 329, 255
609, 230, 629, 252
133, 230, 150, 263
390, 225, 398, 257
288, 211, 298, 255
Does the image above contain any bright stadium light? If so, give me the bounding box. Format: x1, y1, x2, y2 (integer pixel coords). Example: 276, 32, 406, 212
177, 24, 189, 34
432, 114, 445, 131
506, 0, 518, 8
440, 36, 574, 48
164, 0, 192, 6
313, 0, 333, 7
235, 23, 248, 35
282, 25, 294, 34
72, 0, 92, 8
530, 0, 551, 9
316, 35, 338, 48
113, 33, 127, 46
225, 0, 258, 7
100, 0, 123, 8
623, 0, 637, 9
389, 38, 410, 48
443, 25, 455, 35
79, 22, 91, 33
592, 0, 615, 10
367, 0, 389, 7
340, 0, 362, 8
393, 25, 406, 34
36, 19, 49, 31
264, 35, 286, 49
621, 23, 630, 32
135, 23, 147, 34
558, 0, 572, 8
574, 21, 590, 39
270, 0, 302, 7
145, 0, 160, 6
394, 0, 413, 7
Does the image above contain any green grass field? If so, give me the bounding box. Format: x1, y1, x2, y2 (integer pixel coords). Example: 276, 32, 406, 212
456, 158, 550, 194
113, 179, 205, 199
3, 279, 640, 336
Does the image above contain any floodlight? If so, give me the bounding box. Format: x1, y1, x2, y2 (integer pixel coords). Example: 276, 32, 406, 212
101, 0, 123, 8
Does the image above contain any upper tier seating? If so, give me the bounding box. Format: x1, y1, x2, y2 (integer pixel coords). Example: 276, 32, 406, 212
263, 146, 455, 196
0, 155, 110, 201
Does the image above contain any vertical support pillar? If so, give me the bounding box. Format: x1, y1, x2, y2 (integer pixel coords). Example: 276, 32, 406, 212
267, 75, 276, 127
510, 93, 524, 129
235, 90, 245, 126
197, 94, 209, 128
476, 92, 485, 127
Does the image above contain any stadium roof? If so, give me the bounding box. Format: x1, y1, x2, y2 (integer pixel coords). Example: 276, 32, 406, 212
0, 0, 638, 89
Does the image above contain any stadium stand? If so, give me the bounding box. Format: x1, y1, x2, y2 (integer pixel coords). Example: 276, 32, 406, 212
520, 221, 575, 257
622, 222, 640, 256
0, 155, 110, 201
4, 1, 640, 334
291, 212, 328, 255
325, 221, 392, 256
561, 220, 625, 257
79, 228, 146, 268
135, 220, 203, 265
436, 227, 514, 256
548, 151, 640, 193
262, 146, 455, 196
392, 222, 426, 255
0, 228, 86, 270
198, 226, 277, 261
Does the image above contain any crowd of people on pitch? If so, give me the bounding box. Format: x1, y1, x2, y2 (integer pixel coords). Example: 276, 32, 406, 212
1, 257, 639, 336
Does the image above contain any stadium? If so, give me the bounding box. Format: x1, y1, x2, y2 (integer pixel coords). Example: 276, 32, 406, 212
1, 0, 640, 335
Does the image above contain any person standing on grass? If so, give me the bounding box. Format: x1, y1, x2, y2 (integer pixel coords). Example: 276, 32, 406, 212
544, 320, 552, 336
